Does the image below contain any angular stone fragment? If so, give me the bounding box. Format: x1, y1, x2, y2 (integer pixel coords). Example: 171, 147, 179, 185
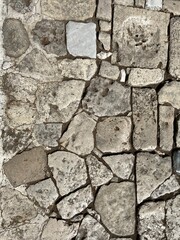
3, 147, 48, 187
97, 0, 111, 21
132, 88, 157, 150
8, 0, 33, 13
42, 0, 96, 21
66, 21, 96, 58
82, 77, 131, 116
173, 150, 180, 175
99, 61, 120, 80
95, 182, 135, 236
60, 112, 96, 156
3, 19, 30, 58
113, 6, 169, 68
103, 154, 135, 180
163, 0, 180, 15
99, 32, 111, 51
97, 51, 112, 60
59, 59, 97, 81
57, 185, 93, 219
96, 117, 132, 153
136, 153, 172, 203
145, 0, 162, 10
99, 20, 111, 32
48, 151, 87, 196
32, 20, 67, 56
176, 118, 180, 147
115, 0, 134, 6
138, 201, 166, 240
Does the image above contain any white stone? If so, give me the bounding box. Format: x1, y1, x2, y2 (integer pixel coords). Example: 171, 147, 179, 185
120, 69, 126, 82
99, 20, 111, 32
145, 0, 162, 10
97, 51, 112, 59
99, 32, 111, 51
97, 0, 112, 21
99, 61, 120, 80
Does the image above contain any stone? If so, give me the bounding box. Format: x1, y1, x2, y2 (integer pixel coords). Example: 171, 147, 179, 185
60, 112, 96, 156
66, 21, 96, 58
97, 51, 112, 59
173, 150, 180, 175
135, 0, 145, 7
57, 185, 93, 219
48, 151, 87, 196
95, 182, 135, 236
176, 118, 180, 147
136, 152, 172, 203
42, 0, 96, 21
120, 69, 126, 82
3, 147, 48, 187
99, 61, 120, 80
41, 219, 79, 240
59, 59, 97, 81
3, 18, 30, 58
86, 155, 113, 186
138, 201, 166, 240
163, 0, 180, 15
35, 80, 85, 123
82, 77, 131, 116
26, 178, 59, 210
159, 105, 174, 151
8, 0, 33, 13
99, 32, 111, 51
132, 88, 157, 150
97, 0, 111, 21
32, 20, 67, 56
128, 68, 164, 87
158, 81, 180, 109
96, 117, 132, 153
103, 154, 135, 180
113, 6, 169, 68
76, 215, 110, 240
114, 0, 134, 6
145, 0, 162, 10
99, 20, 111, 32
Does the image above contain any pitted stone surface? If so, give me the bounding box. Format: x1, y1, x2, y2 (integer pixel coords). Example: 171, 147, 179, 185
8, 0, 33, 13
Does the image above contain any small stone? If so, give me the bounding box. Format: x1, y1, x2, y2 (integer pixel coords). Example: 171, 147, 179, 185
176, 118, 180, 147
3, 18, 30, 58
59, 59, 97, 81
57, 185, 93, 219
60, 112, 96, 156
95, 182, 136, 236
8, 0, 33, 13
99, 32, 111, 51
103, 154, 135, 180
48, 151, 87, 196
97, 51, 112, 59
66, 21, 96, 58
120, 69, 126, 82
135, 0, 145, 7
82, 77, 131, 116
3, 147, 48, 187
138, 201, 166, 240
86, 155, 113, 187
132, 88, 157, 150
163, 0, 180, 15
136, 152, 172, 203
99, 61, 120, 80
145, 0, 162, 10
99, 20, 111, 32
96, 117, 132, 153
114, 0, 134, 6
173, 150, 180, 175
97, 0, 112, 21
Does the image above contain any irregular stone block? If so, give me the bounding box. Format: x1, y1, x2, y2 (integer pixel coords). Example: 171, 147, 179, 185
115, 0, 134, 6
163, 0, 180, 16
99, 32, 111, 51
99, 61, 120, 80
97, 0, 112, 21
173, 150, 180, 175
99, 20, 111, 32
8, 0, 33, 13
132, 88, 157, 150
176, 119, 180, 147
145, 0, 162, 10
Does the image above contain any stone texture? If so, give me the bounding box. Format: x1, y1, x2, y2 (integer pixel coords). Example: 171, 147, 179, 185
8, 0, 33, 13
135, 0, 145, 7
97, 51, 112, 60
95, 182, 135, 236
66, 21, 96, 58
176, 118, 180, 147
48, 151, 87, 196
60, 112, 96, 156
99, 61, 120, 80
132, 88, 157, 150
115, 0, 134, 6
97, 0, 112, 21
163, 0, 180, 15
3, 147, 48, 187
145, 0, 162, 10
3, 18, 30, 58
173, 150, 180, 175
82, 77, 131, 116
113, 6, 169, 68
136, 153, 172, 203
99, 20, 111, 32
99, 32, 111, 51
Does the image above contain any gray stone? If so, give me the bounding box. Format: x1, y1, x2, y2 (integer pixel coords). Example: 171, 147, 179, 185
136, 153, 172, 203
82, 77, 131, 117
132, 88, 157, 150
99, 20, 111, 32
97, 0, 112, 21
114, 0, 134, 6
95, 182, 136, 236
8, 0, 33, 13
145, 0, 162, 10
66, 21, 96, 58
173, 150, 180, 175
99, 61, 120, 80
163, 0, 180, 15
176, 118, 180, 147
48, 151, 87, 196
135, 0, 145, 7
3, 18, 30, 58
99, 32, 111, 51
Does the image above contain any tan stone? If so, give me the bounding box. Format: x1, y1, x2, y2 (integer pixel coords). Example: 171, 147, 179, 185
97, 0, 112, 21
99, 61, 120, 80
163, 0, 180, 15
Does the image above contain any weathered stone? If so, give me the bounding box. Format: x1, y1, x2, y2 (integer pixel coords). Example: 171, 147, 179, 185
128, 68, 164, 87
86, 155, 113, 186
159, 105, 174, 151
163, 0, 180, 15
95, 182, 135, 236
66, 21, 96, 58
111, 239, 132, 240
41, 219, 79, 240
8, 0, 33, 13
76, 215, 110, 240
3, 147, 48, 187
59, 59, 97, 81
115, 0, 134, 6
57, 185, 93, 219
97, 51, 112, 60
82, 77, 131, 116
113, 6, 169, 68
97, 0, 111, 21
138, 201, 166, 240
99, 20, 111, 32
132, 88, 157, 150
42, 0, 96, 21
145, 0, 162, 10
99, 61, 120, 80
136, 153, 172, 203
135, 0, 145, 7
35, 80, 85, 123
60, 112, 96, 156
173, 150, 180, 175
103, 154, 135, 180
32, 20, 67, 56
48, 151, 87, 196
96, 117, 132, 153
99, 32, 111, 51
176, 118, 180, 147
3, 18, 30, 58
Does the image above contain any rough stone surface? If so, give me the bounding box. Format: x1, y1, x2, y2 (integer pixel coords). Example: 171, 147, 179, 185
115, 0, 134, 6
176, 118, 180, 147
97, 0, 111, 21
8, 0, 33, 13
99, 61, 120, 80
135, 0, 145, 7
163, 0, 180, 15
95, 182, 136, 236
99, 20, 111, 32
99, 32, 111, 51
